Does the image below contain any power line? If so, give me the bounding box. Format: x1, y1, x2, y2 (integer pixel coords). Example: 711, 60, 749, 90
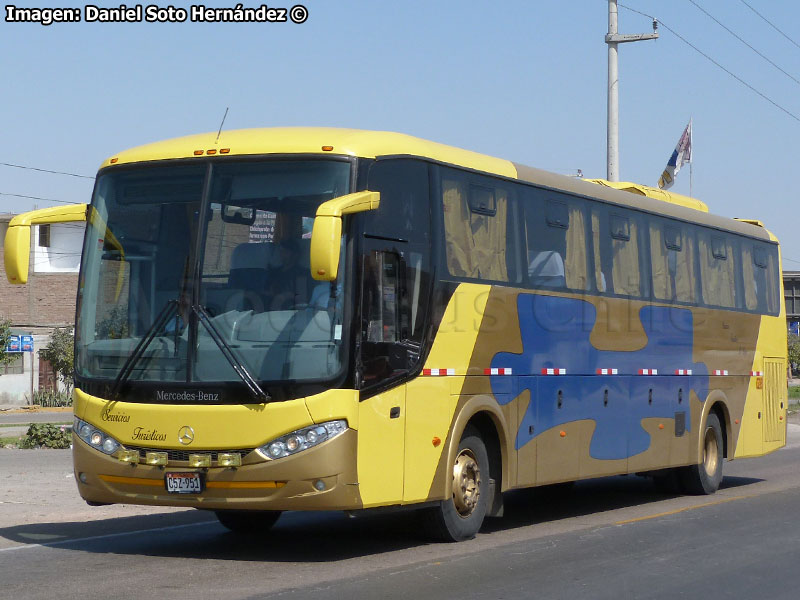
686, 0, 800, 87
0, 192, 79, 205
739, 0, 800, 51
0, 161, 94, 180
617, 3, 800, 124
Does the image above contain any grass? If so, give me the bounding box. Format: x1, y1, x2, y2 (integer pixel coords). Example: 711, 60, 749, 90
0, 434, 25, 447
789, 385, 800, 401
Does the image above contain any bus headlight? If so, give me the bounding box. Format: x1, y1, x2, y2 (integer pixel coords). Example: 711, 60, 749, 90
258, 420, 347, 460
73, 417, 122, 456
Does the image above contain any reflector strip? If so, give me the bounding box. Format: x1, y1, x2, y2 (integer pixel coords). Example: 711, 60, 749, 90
712, 370, 729, 376
638, 369, 658, 375
541, 368, 567, 375
674, 369, 693, 375
484, 368, 513, 375
99, 475, 163, 487
750, 371, 763, 376
596, 368, 618, 375
423, 368, 455, 376
206, 481, 286, 489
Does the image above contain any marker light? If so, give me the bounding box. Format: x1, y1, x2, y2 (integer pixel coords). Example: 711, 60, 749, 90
110, 158, 119, 164
321, 145, 334, 151
194, 150, 204, 156
220, 148, 230, 154
258, 420, 347, 461
206, 149, 217, 155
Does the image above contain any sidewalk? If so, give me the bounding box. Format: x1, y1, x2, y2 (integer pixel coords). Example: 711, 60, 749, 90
0, 406, 73, 444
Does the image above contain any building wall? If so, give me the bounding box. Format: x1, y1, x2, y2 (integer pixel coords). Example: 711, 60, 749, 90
33, 222, 83, 273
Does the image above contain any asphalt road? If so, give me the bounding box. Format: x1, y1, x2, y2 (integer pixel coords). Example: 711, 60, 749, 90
2, 424, 800, 600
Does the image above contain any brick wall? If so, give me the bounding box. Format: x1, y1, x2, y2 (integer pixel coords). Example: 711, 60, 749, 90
0, 220, 78, 328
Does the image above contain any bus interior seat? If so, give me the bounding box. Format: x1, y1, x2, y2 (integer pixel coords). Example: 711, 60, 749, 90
229, 243, 274, 290
528, 250, 566, 288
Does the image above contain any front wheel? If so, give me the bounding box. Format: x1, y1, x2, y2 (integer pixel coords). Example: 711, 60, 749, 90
680, 412, 724, 495
422, 426, 490, 542
214, 510, 282, 533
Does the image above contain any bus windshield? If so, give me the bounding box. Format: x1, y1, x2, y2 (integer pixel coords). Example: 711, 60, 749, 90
75, 160, 351, 396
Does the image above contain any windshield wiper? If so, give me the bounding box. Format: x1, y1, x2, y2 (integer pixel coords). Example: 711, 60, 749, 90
194, 304, 271, 402
111, 299, 179, 399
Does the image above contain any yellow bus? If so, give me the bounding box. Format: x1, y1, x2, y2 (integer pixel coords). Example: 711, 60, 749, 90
4, 128, 788, 541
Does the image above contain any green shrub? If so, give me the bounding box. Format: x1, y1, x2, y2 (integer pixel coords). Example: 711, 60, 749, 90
24, 423, 72, 449
32, 389, 72, 407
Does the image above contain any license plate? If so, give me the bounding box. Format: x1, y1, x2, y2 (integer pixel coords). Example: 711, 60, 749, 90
165, 472, 204, 494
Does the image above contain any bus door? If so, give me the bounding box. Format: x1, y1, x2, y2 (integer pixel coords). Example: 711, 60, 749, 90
356, 159, 432, 505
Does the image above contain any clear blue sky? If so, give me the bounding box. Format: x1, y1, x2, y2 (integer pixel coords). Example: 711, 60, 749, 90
3, 0, 800, 268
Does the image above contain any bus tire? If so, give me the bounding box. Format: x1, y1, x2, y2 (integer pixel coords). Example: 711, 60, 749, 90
679, 412, 724, 495
423, 426, 489, 542
214, 510, 282, 533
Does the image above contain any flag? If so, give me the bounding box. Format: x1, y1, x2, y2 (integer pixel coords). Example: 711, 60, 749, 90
658, 120, 692, 190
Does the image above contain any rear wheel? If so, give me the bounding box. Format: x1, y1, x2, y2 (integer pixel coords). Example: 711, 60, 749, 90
680, 412, 724, 495
422, 426, 490, 542
214, 510, 282, 533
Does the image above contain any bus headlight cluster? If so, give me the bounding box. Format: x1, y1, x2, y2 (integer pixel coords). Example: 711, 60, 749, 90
258, 420, 347, 460
73, 417, 121, 455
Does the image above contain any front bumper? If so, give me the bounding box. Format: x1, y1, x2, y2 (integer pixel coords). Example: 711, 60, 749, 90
73, 428, 362, 511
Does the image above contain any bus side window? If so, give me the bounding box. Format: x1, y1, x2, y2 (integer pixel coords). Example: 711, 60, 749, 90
365, 159, 431, 344
651, 221, 698, 303
743, 243, 781, 314
524, 194, 588, 291
700, 233, 736, 308
441, 170, 517, 283
608, 212, 641, 297
361, 249, 417, 385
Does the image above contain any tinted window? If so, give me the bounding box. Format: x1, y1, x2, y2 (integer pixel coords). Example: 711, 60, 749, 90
650, 219, 698, 303
524, 191, 589, 291
699, 231, 737, 308
440, 168, 522, 283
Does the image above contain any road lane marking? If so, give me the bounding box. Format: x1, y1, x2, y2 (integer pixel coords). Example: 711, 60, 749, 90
0, 520, 216, 554
615, 494, 752, 526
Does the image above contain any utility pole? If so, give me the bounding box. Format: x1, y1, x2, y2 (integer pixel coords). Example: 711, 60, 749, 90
606, 0, 658, 181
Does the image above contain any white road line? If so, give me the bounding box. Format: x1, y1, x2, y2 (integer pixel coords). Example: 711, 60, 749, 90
0, 520, 216, 554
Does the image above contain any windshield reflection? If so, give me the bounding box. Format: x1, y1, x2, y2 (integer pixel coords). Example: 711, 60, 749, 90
75, 160, 350, 393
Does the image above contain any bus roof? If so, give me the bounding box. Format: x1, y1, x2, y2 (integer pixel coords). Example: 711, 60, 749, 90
100, 127, 773, 243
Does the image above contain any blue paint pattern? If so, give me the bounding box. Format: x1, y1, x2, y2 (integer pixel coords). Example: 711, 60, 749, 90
490, 294, 708, 459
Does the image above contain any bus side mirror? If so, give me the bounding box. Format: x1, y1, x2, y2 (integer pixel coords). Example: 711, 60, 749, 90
310, 191, 380, 281
3, 204, 88, 284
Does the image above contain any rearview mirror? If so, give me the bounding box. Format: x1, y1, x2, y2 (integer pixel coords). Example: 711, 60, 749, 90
4, 204, 88, 284
310, 191, 380, 281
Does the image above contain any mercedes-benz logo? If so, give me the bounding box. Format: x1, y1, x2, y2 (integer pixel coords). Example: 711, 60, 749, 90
178, 425, 195, 445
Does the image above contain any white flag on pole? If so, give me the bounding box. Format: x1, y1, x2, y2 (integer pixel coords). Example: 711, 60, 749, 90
658, 120, 692, 190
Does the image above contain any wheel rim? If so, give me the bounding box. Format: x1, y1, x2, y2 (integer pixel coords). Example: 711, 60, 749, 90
452, 448, 481, 518
702, 426, 719, 476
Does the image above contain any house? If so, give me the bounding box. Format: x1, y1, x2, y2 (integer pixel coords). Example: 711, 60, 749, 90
0, 214, 84, 404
